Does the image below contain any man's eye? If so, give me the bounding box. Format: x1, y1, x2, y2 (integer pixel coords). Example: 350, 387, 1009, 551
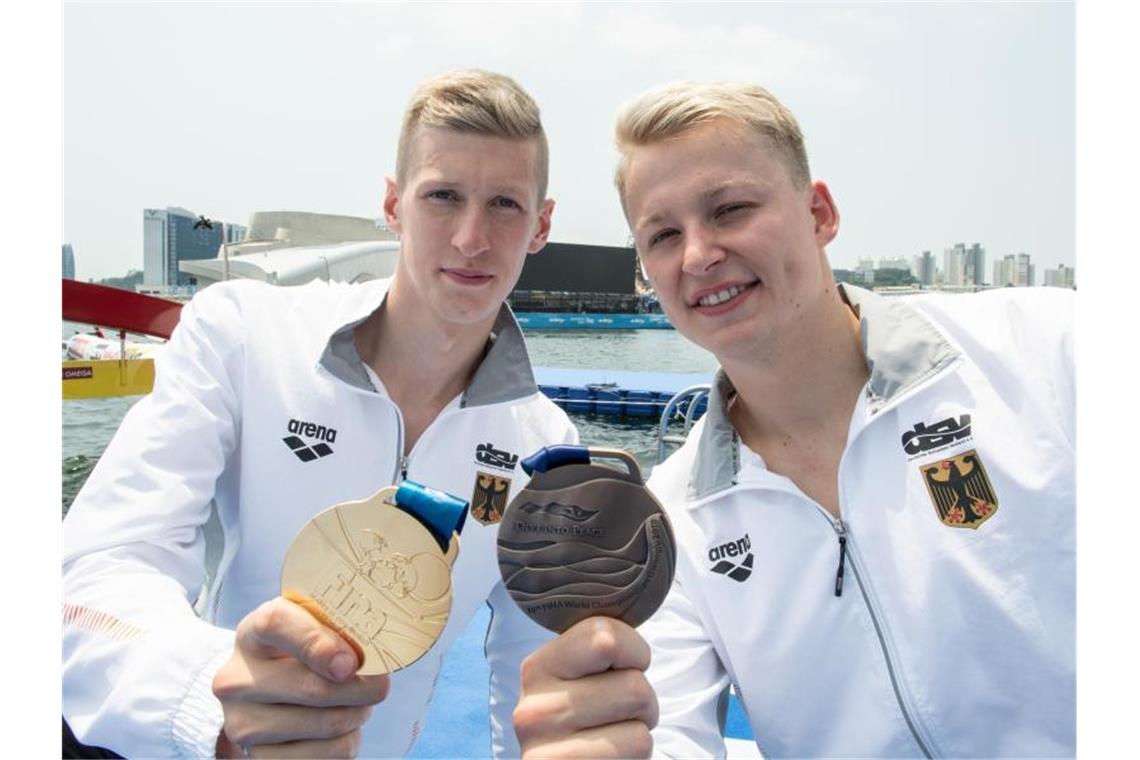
648, 229, 679, 248
714, 203, 748, 220
427, 189, 458, 201
492, 196, 522, 210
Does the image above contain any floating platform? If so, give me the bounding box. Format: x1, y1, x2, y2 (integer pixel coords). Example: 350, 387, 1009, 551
516, 312, 672, 330
533, 366, 712, 418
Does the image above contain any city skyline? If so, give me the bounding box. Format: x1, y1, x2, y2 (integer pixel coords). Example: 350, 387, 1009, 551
66, 222, 1075, 293
836, 248, 1074, 290
64, 219, 1073, 288
64, 3, 1074, 282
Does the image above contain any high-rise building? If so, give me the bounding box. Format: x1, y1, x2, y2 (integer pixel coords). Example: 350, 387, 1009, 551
913, 250, 936, 286
993, 255, 1015, 287
965, 243, 986, 286
856, 258, 875, 284
944, 242, 985, 287
1043, 263, 1076, 288
878, 256, 911, 273
63, 243, 76, 280
943, 244, 966, 287
993, 253, 1035, 287
143, 207, 246, 291
1015, 253, 1035, 287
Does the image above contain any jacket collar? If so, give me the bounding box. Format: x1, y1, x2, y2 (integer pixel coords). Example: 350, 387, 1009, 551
687, 283, 959, 501
317, 277, 537, 407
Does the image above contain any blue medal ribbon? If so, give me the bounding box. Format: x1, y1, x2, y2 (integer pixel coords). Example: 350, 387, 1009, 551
520, 444, 592, 475
394, 480, 468, 551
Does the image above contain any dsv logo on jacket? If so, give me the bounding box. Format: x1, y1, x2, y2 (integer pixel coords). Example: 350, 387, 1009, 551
708, 533, 753, 582
282, 417, 338, 462
475, 442, 519, 471
901, 414, 972, 456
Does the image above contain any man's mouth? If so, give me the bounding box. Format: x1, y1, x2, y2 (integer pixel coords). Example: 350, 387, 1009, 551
693, 280, 759, 308
443, 268, 493, 283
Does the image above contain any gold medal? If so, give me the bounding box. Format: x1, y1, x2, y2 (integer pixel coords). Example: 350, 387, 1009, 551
281, 484, 465, 675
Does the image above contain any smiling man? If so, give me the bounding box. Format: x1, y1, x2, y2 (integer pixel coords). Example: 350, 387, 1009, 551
62, 70, 576, 759
512, 82, 1075, 758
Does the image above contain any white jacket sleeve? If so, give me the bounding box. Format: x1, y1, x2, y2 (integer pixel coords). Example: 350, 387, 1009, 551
641, 576, 731, 759
484, 581, 557, 758
62, 285, 246, 758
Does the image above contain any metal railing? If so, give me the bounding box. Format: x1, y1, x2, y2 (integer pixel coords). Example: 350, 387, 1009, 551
656, 384, 712, 464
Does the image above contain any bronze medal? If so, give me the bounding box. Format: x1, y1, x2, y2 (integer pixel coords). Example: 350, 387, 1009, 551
281, 485, 464, 675
497, 447, 676, 633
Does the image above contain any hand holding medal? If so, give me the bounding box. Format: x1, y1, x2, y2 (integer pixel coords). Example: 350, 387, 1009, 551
497, 445, 676, 632
500, 445, 675, 759
281, 481, 469, 674
212, 481, 468, 758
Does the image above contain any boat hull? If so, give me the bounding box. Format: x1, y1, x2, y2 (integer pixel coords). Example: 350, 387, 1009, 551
63, 359, 155, 399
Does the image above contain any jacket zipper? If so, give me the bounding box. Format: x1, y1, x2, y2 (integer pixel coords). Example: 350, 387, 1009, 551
337, 357, 407, 485
825, 514, 935, 759
834, 520, 848, 597
392, 394, 407, 483
825, 381, 939, 758
393, 404, 462, 485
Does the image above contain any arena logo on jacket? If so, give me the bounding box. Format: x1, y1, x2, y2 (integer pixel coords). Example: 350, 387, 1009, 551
902, 414, 1000, 530
707, 533, 753, 582
282, 417, 337, 462
470, 442, 517, 526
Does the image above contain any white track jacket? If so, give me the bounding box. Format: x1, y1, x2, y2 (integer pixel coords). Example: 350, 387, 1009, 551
62, 278, 575, 758
642, 285, 1075, 758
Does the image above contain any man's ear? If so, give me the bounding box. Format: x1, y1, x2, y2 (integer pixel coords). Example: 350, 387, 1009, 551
527, 198, 556, 255
809, 180, 839, 247
383, 176, 402, 235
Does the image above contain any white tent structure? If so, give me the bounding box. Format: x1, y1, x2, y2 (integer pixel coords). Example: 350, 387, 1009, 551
179, 211, 400, 287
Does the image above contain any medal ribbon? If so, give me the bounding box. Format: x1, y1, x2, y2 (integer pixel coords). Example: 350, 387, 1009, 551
520, 444, 592, 475
394, 481, 468, 551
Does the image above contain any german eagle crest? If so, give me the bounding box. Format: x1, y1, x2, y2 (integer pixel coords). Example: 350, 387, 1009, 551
920, 449, 999, 529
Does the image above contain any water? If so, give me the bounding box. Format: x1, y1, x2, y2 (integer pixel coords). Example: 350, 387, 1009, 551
61, 327, 718, 511
525, 329, 716, 373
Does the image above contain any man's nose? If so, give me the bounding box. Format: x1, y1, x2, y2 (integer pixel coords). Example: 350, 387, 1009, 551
452, 207, 491, 257
681, 227, 725, 276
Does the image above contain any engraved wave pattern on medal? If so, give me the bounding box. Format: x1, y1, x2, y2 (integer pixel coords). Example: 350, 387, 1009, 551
498, 522, 650, 588
501, 515, 674, 617
499, 522, 648, 562
517, 501, 599, 522
304, 506, 451, 671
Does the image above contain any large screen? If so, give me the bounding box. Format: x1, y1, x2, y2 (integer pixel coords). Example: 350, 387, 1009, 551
514, 243, 636, 295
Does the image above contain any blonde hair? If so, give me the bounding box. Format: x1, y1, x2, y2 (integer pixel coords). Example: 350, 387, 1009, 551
614, 81, 811, 200
396, 69, 549, 200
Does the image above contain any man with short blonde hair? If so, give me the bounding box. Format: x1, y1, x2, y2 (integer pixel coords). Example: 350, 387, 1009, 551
397, 68, 550, 200
613, 81, 812, 200
513, 80, 1074, 759
63, 69, 575, 759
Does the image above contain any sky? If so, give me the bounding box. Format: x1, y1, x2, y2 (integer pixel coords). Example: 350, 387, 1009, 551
9, 3, 1139, 753
63, 1, 1075, 282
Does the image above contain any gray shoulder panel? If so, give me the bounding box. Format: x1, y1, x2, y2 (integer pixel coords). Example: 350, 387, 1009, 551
463, 304, 538, 407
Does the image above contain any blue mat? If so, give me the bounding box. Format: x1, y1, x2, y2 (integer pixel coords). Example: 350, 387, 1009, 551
410, 605, 753, 757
